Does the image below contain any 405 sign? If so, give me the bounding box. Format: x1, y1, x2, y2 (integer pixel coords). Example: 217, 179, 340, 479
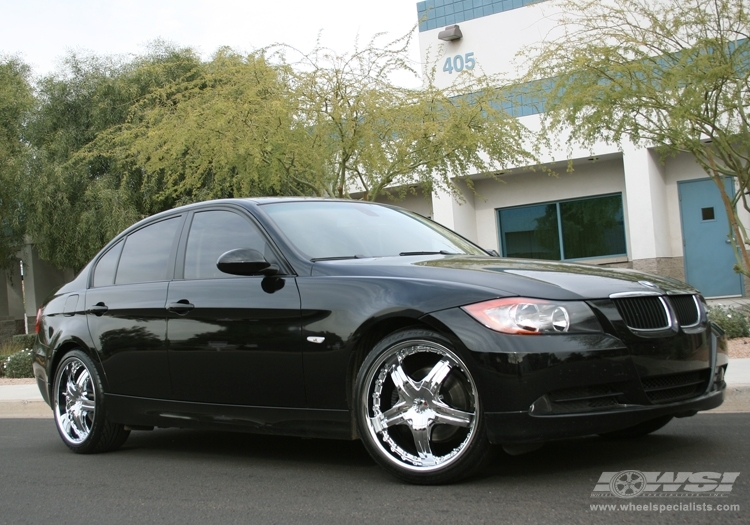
443, 52, 475, 74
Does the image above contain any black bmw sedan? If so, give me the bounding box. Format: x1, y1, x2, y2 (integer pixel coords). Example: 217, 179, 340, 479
33, 198, 726, 484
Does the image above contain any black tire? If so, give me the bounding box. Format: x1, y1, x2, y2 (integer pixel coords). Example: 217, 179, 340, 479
355, 328, 493, 484
52, 349, 130, 453
599, 416, 674, 439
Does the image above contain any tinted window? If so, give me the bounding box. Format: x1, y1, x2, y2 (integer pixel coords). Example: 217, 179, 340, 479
93, 240, 123, 287
262, 201, 485, 259
115, 217, 180, 285
498, 203, 560, 260
498, 194, 626, 261
184, 210, 270, 280
560, 195, 626, 259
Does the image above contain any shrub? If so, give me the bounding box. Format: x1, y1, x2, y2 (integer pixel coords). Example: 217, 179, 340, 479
707, 305, 750, 339
3, 348, 34, 378
0, 338, 25, 358
11, 334, 36, 349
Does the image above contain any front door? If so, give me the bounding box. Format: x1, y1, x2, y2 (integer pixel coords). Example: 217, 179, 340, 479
678, 178, 743, 297
166, 208, 305, 407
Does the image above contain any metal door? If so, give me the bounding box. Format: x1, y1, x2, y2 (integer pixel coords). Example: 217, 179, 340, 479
678, 178, 743, 297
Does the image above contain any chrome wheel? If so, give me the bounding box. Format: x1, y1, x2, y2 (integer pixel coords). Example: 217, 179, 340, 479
358, 331, 484, 481
54, 357, 96, 445
52, 350, 130, 453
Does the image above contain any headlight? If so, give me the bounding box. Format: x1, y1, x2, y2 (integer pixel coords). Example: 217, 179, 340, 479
461, 298, 602, 335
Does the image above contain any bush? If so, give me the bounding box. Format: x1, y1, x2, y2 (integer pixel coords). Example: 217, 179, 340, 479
11, 334, 36, 349
2, 348, 34, 378
0, 338, 25, 358
707, 305, 750, 339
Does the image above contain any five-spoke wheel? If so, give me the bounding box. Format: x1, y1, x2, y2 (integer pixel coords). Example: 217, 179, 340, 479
356, 328, 491, 484
53, 350, 130, 453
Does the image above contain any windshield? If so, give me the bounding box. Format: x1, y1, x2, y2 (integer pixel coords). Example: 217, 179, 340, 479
262, 201, 486, 260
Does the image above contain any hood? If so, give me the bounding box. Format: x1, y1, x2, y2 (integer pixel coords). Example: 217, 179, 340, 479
312, 255, 697, 301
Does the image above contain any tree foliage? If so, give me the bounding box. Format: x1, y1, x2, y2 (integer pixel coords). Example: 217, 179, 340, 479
24, 44, 204, 269
0, 56, 33, 269
16, 34, 533, 270
272, 34, 533, 200
521, 0, 750, 276
98, 34, 533, 205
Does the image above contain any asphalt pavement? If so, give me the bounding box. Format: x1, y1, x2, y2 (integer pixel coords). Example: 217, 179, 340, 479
1, 412, 747, 524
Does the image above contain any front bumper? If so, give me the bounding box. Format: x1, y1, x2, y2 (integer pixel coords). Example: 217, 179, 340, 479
484, 388, 724, 444
426, 306, 727, 444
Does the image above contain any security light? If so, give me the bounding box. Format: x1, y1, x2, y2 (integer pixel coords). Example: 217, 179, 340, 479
438, 25, 462, 41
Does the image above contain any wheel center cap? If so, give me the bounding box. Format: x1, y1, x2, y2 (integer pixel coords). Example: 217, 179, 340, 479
413, 398, 429, 412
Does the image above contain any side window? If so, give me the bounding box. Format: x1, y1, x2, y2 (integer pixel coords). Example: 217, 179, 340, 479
184, 210, 270, 280
115, 217, 181, 285
93, 240, 123, 287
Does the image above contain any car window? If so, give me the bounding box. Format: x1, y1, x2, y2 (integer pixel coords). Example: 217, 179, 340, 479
93, 240, 123, 287
184, 210, 270, 280
115, 217, 181, 285
262, 201, 486, 259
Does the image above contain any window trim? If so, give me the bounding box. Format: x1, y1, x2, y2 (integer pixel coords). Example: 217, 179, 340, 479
87, 214, 186, 289
496, 192, 628, 263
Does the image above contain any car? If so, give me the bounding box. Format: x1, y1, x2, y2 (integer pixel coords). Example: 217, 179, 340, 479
33, 198, 727, 484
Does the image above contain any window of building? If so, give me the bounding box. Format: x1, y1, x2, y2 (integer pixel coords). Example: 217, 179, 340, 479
498, 194, 627, 261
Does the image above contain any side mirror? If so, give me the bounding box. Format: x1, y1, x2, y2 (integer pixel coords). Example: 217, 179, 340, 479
486, 249, 500, 257
216, 249, 279, 276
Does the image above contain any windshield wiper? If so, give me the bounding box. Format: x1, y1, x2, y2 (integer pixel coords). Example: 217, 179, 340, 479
398, 250, 459, 256
310, 255, 367, 262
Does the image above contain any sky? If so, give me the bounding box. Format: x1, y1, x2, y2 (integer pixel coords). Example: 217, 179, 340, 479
0, 0, 421, 77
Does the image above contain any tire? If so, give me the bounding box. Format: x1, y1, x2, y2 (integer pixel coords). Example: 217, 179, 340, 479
599, 415, 674, 439
52, 350, 130, 454
355, 328, 492, 484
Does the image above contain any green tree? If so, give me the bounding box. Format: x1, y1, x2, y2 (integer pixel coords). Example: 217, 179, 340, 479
274, 34, 534, 200
25, 44, 203, 270
0, 56, 32, 269
521, 0, 750, 276
105, 34, 533, 204
99, 48, 304, 203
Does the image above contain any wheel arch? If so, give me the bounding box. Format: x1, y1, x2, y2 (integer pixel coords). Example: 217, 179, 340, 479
49, 338, 106, 397
346, 313, 465, 426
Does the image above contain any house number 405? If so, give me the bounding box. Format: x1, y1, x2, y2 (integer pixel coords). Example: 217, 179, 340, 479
443, 52, 476, 74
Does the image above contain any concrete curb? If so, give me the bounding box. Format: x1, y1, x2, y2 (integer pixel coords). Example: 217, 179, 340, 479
0, 400, 51, 419
708, 384, 750, 413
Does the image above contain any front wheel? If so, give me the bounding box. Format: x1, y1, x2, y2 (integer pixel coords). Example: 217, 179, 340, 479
52, 350, 130, 453
355, 328, 492, 484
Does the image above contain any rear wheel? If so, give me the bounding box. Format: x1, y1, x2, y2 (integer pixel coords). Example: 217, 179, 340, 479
355, 328, 492, 484
53, 350, 130, 453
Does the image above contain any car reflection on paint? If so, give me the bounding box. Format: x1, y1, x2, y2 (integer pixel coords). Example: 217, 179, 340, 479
33, 198, 726, 484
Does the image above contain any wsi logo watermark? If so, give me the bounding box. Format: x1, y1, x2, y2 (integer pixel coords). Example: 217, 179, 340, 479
591, 471, 740, 498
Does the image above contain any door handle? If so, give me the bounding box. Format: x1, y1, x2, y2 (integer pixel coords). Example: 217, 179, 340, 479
88, 302, 108, 316
167, 299, 194, 314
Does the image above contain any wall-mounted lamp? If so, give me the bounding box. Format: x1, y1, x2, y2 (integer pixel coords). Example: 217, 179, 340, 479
438, 25, 463, 41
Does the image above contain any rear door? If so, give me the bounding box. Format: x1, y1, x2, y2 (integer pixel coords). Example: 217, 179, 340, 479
86, 215, 184, 399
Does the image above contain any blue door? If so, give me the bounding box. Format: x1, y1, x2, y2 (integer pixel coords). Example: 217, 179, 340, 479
678, 178, 743, 297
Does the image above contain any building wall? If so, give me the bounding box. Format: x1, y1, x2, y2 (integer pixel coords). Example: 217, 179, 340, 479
415, 1, 749, 296
470, 156, 628, 253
